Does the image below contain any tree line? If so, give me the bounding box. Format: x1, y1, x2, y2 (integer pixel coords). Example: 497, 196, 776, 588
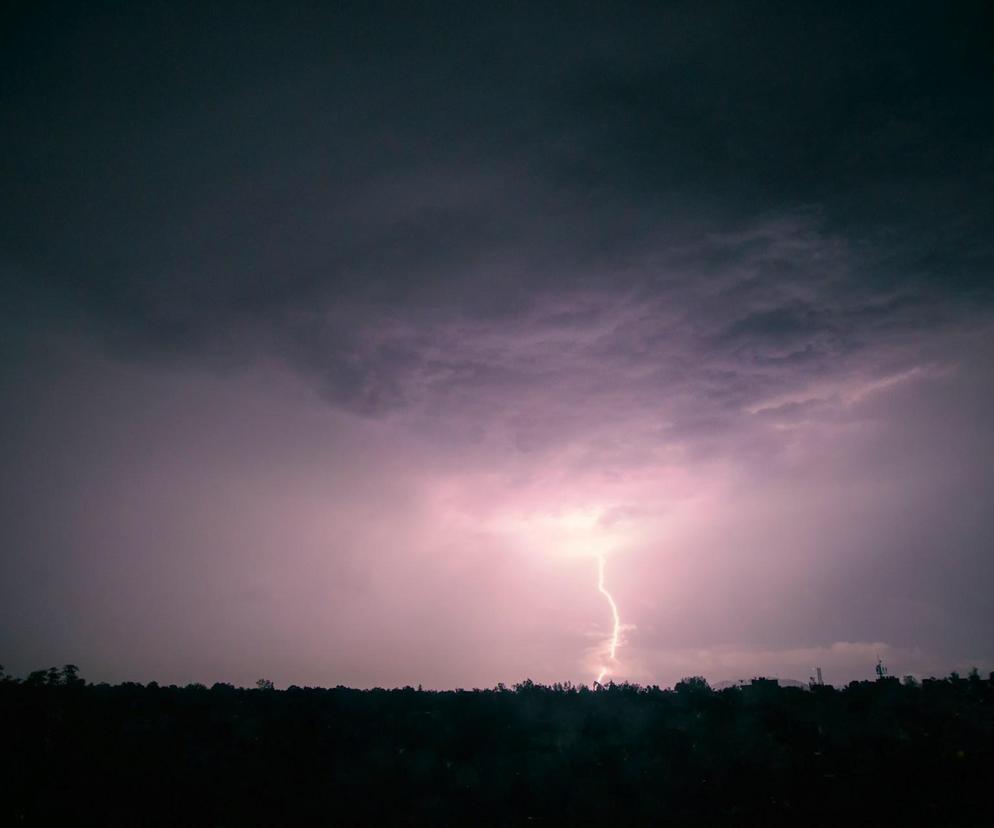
2, 664, 992, 824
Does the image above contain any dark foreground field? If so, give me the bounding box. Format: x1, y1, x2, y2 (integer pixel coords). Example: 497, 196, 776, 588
2, 669, 992, 825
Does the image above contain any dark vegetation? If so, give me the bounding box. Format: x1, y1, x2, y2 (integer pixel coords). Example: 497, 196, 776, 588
2, 665, 993, 825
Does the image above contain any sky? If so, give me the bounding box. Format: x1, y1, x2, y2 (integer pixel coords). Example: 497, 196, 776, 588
2, 1, 993, 689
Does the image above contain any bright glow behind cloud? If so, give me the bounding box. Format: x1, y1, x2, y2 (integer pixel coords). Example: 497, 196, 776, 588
2, 322, 993, 687
485, 505, 638, 682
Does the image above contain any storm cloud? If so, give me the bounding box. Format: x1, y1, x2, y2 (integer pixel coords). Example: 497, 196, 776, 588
2, 1, 992, 687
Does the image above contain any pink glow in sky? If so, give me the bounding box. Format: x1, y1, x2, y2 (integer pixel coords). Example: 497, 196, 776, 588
2, 4, 993, 688
3, 299, 992, 688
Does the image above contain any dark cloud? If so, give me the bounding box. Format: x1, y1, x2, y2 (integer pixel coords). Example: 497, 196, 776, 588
1, 2, 992, 684
4, 3, 991, 360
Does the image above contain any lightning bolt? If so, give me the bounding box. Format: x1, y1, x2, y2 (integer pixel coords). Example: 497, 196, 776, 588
595, 553, 622, 684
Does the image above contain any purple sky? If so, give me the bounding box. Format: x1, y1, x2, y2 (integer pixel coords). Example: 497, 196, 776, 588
2, 2, 993, 687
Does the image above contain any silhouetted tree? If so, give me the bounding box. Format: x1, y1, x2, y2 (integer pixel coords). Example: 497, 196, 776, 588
674, 675, 711, 695
2, 667, 993, 825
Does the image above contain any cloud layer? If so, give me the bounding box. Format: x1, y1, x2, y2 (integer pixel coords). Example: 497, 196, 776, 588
1, 2, 992, 686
